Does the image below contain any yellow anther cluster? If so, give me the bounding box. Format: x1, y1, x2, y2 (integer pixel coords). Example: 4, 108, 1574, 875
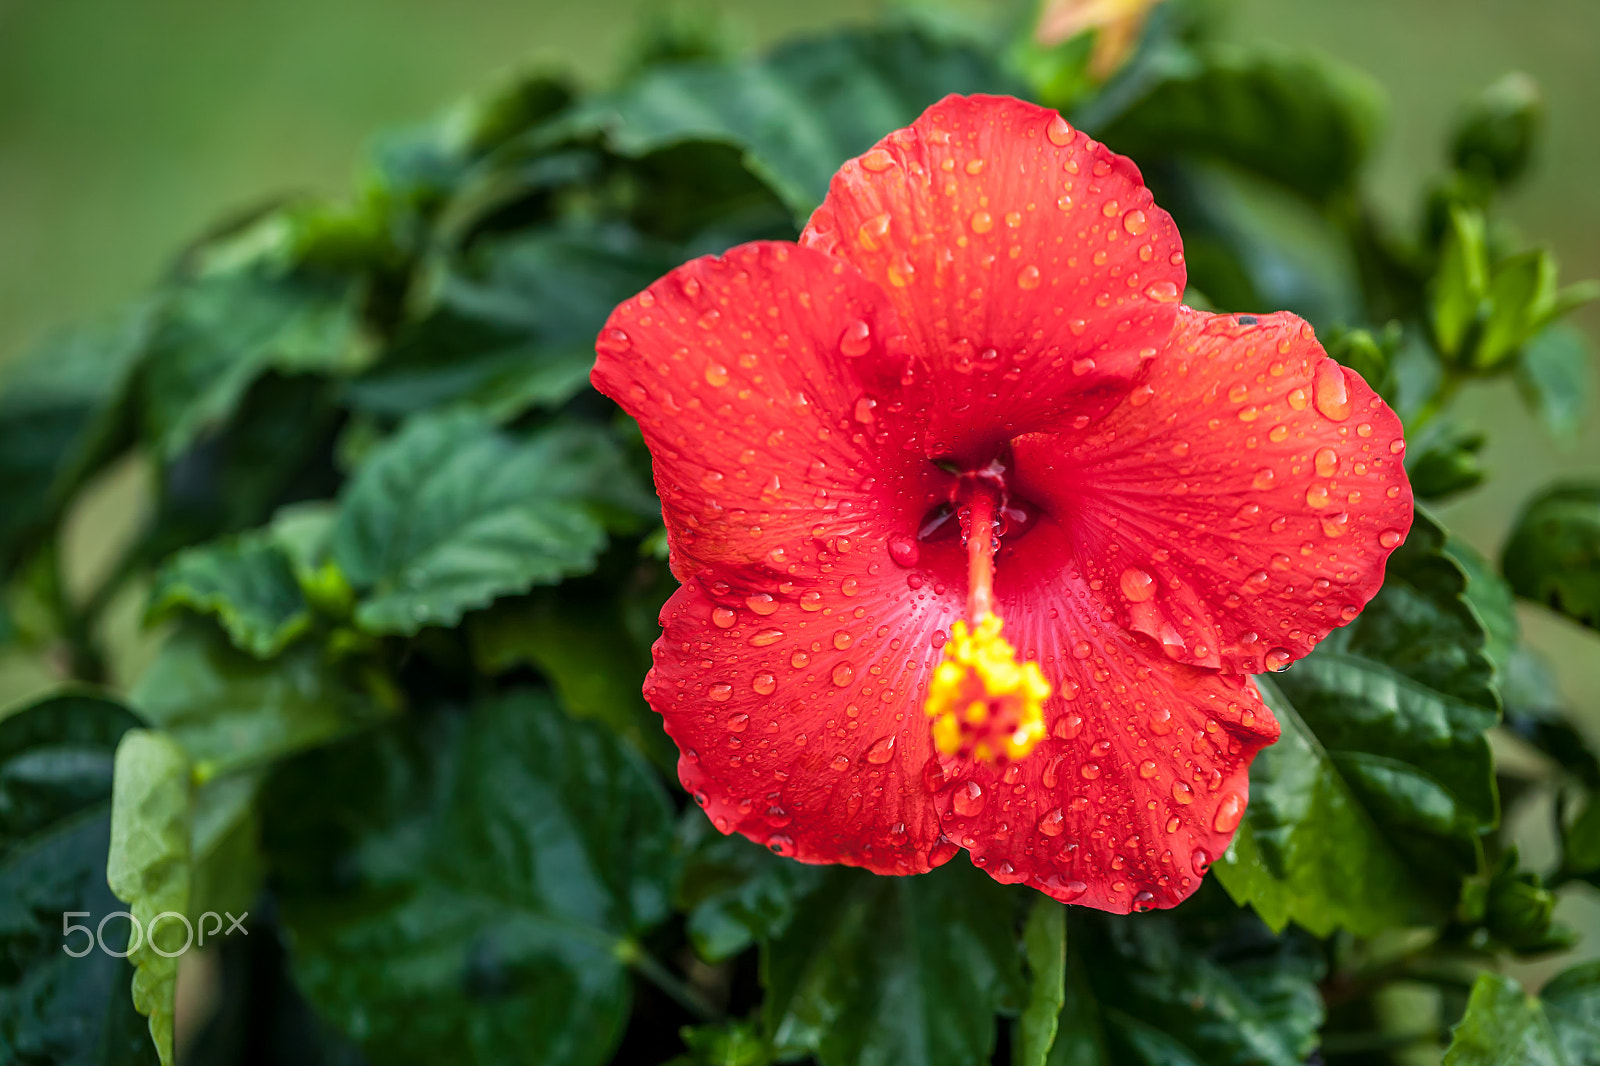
925, 614, 1050, 764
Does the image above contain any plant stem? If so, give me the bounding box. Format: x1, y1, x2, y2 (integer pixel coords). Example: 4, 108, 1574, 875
626, 945, 720, 1022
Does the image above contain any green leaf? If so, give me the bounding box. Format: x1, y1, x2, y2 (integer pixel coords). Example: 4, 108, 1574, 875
106, 731, 192, 1066
470, 581, 674, 770
131, 624, 385, 780
675, 821, 831, 963
563, 24, 1016, 220
1443, 535, 1520, 682
1408, 427, 1488, 503
260, 689, 677, 1066
1088, 42, 1386, 202
141, 271, 370, 458
1431, 206, 1491, 360
0, 694, 159, 1066
331, 412, 654, 635
349, 224, 677, 420
1444, 967, 1600, 1065
1046, 906, 1324, 1066
148, 532, 311, 658
1502, 481, 1600, 632
1016, 897, 1066, 1066
0, 307, 147, 571
1476, 249, 1558, 369
1518, 325, 1594, 441
675, 1020, 774, 1066
1216, 510, 1500, 936
761, 861, 1024, 1066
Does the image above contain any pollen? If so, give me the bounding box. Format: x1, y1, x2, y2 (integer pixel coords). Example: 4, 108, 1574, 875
925, 614, 1049, 764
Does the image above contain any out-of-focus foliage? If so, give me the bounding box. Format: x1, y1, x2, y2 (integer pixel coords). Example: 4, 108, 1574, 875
0, 3, 1597, 1064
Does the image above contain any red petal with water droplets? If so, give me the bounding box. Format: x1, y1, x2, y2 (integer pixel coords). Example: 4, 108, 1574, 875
649, 561, 960, 872
1007, 308, 1413, 674
929, 605, 1278, 912
593, 241, 939, 584
801, 93, 1186, 463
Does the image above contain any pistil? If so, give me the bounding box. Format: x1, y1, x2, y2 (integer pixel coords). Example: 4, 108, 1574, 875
924, 482, 1050, 765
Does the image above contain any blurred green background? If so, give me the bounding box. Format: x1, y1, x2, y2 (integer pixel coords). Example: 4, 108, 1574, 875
2, 0, 1597, 940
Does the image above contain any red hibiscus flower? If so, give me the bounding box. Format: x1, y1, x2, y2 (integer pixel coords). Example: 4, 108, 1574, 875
593, 94, 1412, 913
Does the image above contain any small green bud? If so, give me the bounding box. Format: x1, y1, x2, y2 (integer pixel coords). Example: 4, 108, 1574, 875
1451, 72, 1543, 188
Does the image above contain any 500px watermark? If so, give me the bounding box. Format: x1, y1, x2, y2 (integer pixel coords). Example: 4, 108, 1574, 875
61, 911, 247, 958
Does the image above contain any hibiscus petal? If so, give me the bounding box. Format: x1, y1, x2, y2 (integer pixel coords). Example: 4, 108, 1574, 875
594, 241, 941, 583
800, 93, 1186, 460
649, 559, 963, 873
934, 587, 1280, 912
1008, 308, 1413, 674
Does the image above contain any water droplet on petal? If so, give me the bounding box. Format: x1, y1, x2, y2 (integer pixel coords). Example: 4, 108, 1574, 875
854, 396, 877, 423
953, 780, 986, 816
860, 147, 894, 172
1123, 209, 1148, 235
1379, 529, 1403, 549
1265, 648, 1292, 672
709, 684, 733, 703
1138, 760, 1159, 779
1172, 781, 1194, 805
1305, 484, 1330, 509
1038, 808, 1066, 836
1046, 114, 1073, 146
832, 662, 855, 687
1321, 512, 1350, 538
753, 673, 776, 695
597, 327, 631, 353
833, 631, 853, 650
888, 533, 919, 567
1212, 793, 1246, 833
791, 650, 810, 668
969, 210, 994, 234
1145, 280, 1180, 303
1314, 448, 1339, 477
712, 607, 736, 629
750, 628, 785, 646
1253, 467, 1276, 490
1192, 848, 1212, 874
866, 734, 897, 764
746, 593, 778, 616
839, 319, 872, 357
1313, 360, 1353, 421
1017, 265, 1041, 290
830, 754, 850, 771
1080, 763, 1102, 780
704, 363, 729, 387
1054, 714, 1083, 740
1120, 567, 1156, 602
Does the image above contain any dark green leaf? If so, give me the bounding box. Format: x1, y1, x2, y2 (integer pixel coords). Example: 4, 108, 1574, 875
563, 24, 1016, 220
1518, 325, 1594, 441
1016, 897, 1065, 1066
148, 532, 311, 659
1216, 510, 1500, 936
331, 412, 654, 635
0, 694, 159, 1066
106, 731, 192, 1066
1502, 481, 1600, 632
349, 224, 676, 420
1444, 966, 1600, 1065
141, 271, 371, 458
1088, 42, 1385, 202
261, 689, 677, 1066
130, 624, 385, 780
1046, 907, 1324, 1066
1443, 535, 1520, 681
0, 307, 147, 572
761, 860, 1024, 1066
470, 581, 674, 771
675, 822, 830, 963
1408, 427, 1488, 503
